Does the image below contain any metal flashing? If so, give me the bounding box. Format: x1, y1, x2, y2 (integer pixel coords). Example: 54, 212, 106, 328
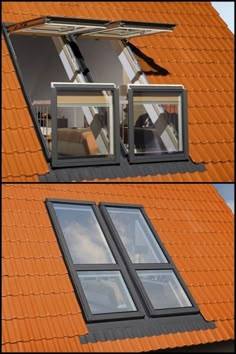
39, 149, 205, 182
80, 314, 216, 343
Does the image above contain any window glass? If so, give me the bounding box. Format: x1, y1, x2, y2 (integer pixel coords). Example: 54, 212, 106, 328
53, 203, 115, 264
56, 89, 115, 159
106, 207, 168, 263
137, 270, 192, 309
122, 90, 183, 155
77, 271, 137, 314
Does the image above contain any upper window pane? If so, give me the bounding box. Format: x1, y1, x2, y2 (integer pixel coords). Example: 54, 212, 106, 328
77, 271, 137, 314
137, 270, 192, 309
53, 203, 115, 264
106, 207, 168, 263
55, 88, 115, 159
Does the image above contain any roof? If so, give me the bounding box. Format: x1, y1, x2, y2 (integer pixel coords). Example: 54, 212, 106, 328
2, 183, 234, 352
2, 1, 234, 182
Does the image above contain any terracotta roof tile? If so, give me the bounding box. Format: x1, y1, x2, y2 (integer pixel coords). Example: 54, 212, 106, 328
1, 1, 234, 182
2, 183, 234, 351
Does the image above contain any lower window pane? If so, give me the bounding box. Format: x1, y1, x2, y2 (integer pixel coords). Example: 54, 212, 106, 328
77, 271, 137, 314
137, 270, 192, 309
56, 89, 114, 159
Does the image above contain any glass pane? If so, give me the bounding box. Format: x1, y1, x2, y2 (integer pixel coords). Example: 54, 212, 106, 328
137, 270, 192, 309
106, 207, 167, 263
56, 89, 114, 159
131, 90, 183, 155
53, 203, 115, 264
77, 271, 137, 314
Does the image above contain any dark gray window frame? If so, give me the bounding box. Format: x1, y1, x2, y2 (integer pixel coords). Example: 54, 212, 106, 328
99, 202, 199, 318
51, 83, 120, 168
46, 198, 199, 324
46, 198, 145, 323
126, 85, 189, 164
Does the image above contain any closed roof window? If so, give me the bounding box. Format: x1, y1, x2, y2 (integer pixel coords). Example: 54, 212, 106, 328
47, 199, 199, 323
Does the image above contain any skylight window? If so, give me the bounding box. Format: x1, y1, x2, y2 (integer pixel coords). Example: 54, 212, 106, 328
5, 16, 189, 168
47, 199, 199, 323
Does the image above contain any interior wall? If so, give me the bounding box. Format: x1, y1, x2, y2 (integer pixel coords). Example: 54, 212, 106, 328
10, 34, 69, 103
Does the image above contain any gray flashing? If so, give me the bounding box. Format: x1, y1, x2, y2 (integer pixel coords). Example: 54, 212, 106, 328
79, 314, 215, 344
39, 149, 205, 182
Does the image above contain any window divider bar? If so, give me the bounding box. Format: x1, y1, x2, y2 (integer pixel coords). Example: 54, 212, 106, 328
73, 264, 120, 271
133, 264, 172, 270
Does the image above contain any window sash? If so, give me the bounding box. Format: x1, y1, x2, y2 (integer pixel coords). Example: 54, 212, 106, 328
51, 83, 120, 168
99, 202, 199, 317
124, 85, 188, 163
7, 16, 175, 39
46, 199, 145, 322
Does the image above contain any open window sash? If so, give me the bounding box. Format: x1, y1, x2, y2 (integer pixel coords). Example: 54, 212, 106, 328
7, 16, 175, 39
51, 82, 120, 168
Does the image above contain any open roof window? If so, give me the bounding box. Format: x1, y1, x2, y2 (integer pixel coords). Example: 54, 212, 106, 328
7, 16, 175, 39
46, 199, 199, 323
5, 16, 190, 168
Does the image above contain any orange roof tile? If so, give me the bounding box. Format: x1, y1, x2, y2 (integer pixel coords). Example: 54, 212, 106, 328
2, 183, 234, 352
1, 1, 234, 182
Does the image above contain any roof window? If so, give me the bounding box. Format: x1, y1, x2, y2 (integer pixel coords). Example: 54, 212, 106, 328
46, 199, 199, 323
4, 16, 189, 168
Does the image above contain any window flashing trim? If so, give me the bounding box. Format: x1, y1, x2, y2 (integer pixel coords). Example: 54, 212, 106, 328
99, 202, 200, 318
46, 198, 146, 323
126, 85, 189, 164
81, 313, 216, 343
51, 83, 120, 168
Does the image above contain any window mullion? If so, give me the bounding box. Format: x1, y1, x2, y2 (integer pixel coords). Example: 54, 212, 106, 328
73, 264, 120, 271
134, 263, 172, 271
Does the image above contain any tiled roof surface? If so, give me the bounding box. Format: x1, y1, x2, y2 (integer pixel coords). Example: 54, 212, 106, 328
2, 2, 234, 182
2, 184, 234, 352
